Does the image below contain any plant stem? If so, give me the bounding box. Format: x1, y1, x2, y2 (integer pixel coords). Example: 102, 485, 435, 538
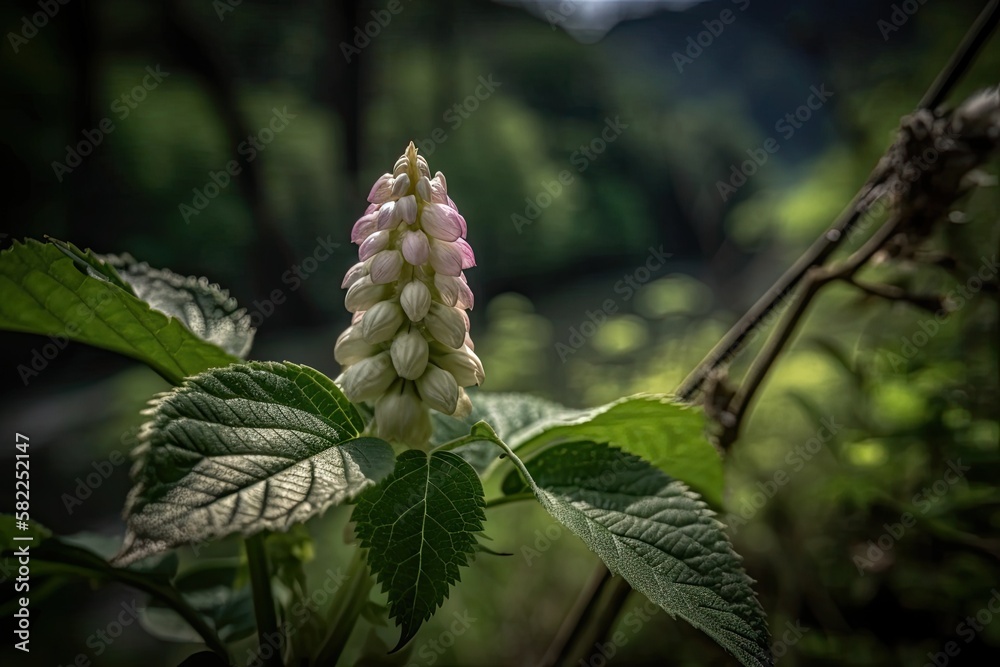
246, 533, 282, 667
313, 548, 372, 666
485, 492, 535, 509
540, 565, 611, 667
31, 559, 231, 663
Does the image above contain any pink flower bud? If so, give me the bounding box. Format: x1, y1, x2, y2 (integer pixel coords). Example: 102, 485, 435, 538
367, 173, 393, 204
401, 229, 430, 265
358, 230, 390, 261
397, 195, 417, 224
428, 239, 463, 277
421, 203, 462, 241
368, 250, 403, 285
391, 173, 411, 198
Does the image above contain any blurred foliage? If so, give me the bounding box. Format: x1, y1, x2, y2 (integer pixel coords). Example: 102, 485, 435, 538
1, 0, 998, 665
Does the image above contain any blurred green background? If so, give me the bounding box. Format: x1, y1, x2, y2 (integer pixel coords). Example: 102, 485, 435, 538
1, 0, 998, 665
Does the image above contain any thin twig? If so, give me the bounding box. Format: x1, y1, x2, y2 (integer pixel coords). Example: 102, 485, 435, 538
676, 0, 1000, 402
540, 565, 612, 667
717, 214, 905, 449
846, 277, 945, 312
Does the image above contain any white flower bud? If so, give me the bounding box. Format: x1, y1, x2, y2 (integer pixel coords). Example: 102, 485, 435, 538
334, 326, 377, 366
423, 302, 466, 349
390, 329, 429, 380
433, 346, 484, 386
416, 364, 459, 415
342, 351, 396, 402
368, 249, 403, 285
400, 280, 431, 321
361, 301, 404, 344
453, 388, 473, 418
341, 261, 367, 289
345, 276, 387, 313
375, 380, 432, 445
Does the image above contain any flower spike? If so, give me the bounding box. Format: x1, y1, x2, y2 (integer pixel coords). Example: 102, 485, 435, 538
336, 142, 484, 447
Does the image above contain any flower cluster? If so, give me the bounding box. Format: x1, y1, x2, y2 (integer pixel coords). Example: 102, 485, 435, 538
336, 142, 484, 447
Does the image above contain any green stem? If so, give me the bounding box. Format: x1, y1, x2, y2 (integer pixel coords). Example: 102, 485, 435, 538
26, 559, 231, 663
313, 549, 372, 666
246, 533, 282, 667
486, 492, 535, 509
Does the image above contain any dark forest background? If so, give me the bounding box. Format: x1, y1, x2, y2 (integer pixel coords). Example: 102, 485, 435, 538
1, 0, 998, 665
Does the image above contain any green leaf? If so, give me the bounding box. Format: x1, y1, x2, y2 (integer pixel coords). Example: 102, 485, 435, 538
0, 239, 239, 384
116, 361, 396, 565
435, 392, 722, 506
353, 450, 486, 651
1, 519, 176, 583
104, 253, 255, 358
502, 442, 772, 667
